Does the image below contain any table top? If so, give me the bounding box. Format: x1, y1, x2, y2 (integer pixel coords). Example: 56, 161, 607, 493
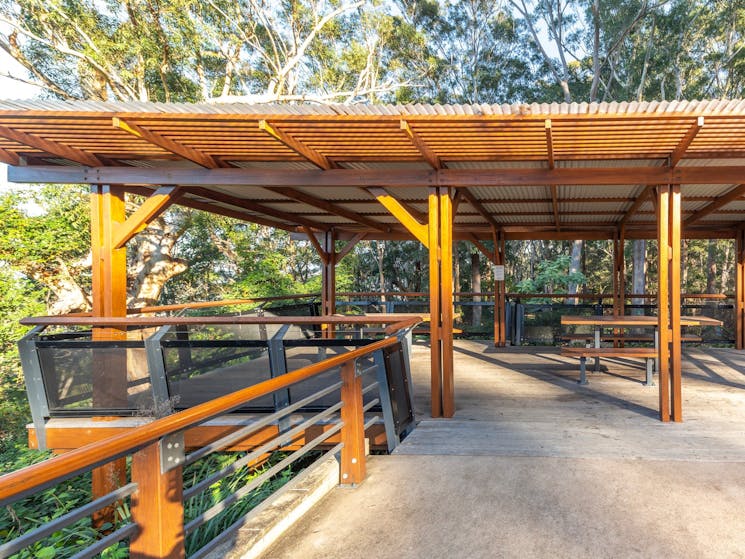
560, 315, 723, 327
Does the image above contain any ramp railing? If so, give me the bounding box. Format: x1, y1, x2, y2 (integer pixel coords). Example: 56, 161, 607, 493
1, 317, 420, 559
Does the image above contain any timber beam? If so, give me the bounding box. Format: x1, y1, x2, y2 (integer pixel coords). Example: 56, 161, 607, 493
186, 186, 327, 231
18, 165, 745, 187
269, 187, 389, 232
401, 120, 441, 169
113, 118, 227, 169
112, 186, 183, 249
670, 116, 704, 167
460, 188, 500, 230
620, 184, 656, 226
545, 119, 555, 169
259, 120, 333, 170
0, 146, 20, 166
550, 185, 560, 230
368, 187, 428, 246
685, 183, 745, 226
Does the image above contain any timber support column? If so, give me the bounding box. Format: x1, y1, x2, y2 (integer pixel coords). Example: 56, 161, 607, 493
440, 188, 455, 417
90, 184, 129, 523
736, 228, 745, 350
428, 188, 442, 417
322, 230, 337, 337
492, 227, 506, 347
612, 228, 626, 346
669, 184, 682, 421
656, 185, 683, 422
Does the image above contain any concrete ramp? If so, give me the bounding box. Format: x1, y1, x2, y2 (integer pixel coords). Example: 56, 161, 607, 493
260, 342, 745, 558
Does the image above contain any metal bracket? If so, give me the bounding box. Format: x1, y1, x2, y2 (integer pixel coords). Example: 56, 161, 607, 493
160, 432, 185, 473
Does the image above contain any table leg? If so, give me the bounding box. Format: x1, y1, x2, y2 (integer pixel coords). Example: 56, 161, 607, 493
579, 357, 588, 385
654, 328, 659, 373
644, 358, 655, 386
594, 326, 601, 372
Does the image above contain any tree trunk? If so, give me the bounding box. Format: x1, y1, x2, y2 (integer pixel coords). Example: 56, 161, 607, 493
568, 240, 583, 304
720, 240, 732, 292
706, 240, 717, 293
632, 240, 646, 316
376, 241, 386, 302
471, 251, 481, 327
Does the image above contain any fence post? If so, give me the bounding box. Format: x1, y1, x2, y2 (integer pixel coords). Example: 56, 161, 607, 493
340, 360, 366, 485
130, 441, 185, 559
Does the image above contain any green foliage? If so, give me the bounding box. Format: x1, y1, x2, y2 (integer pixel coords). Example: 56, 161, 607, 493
515, 255, 586, 295
0, 269, 45, 442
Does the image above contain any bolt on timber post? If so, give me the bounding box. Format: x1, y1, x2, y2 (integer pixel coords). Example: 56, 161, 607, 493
339, 360, 366, 485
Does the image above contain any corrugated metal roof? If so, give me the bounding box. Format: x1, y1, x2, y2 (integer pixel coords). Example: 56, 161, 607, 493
469, 186, 549, 200
559, 185, 643, 199
1, 98, 745, 236
680, 184, 736, 197
4, 98, 745, 117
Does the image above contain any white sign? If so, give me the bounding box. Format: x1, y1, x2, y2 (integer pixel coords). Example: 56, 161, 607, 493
493, 265, 505, 281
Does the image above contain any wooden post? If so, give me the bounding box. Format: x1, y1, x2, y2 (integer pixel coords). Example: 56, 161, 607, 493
492, 227, 506, 347
736, 229, 745, 350
340, 361, 366, 485
657, 185, 671, 422
321, 230, 337, 338
428, 188, 442, 418
669, 184, 683, 422
440, 188, 455, 418
130, 442, 185, 559
90, 184, 129, 525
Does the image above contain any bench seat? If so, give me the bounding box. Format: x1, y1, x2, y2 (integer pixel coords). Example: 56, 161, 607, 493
561, 334, 702, 343
560, 347, 656, 386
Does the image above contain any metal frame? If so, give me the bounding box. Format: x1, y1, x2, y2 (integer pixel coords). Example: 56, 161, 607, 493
17, 326, 49, 450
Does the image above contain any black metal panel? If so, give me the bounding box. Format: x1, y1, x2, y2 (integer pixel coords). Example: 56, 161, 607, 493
382, 342, 415, 439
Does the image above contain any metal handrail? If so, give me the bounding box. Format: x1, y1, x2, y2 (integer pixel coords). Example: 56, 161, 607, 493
0, 319, 418, 506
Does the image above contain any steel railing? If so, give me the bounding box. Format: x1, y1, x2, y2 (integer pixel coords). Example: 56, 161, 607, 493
1, 317, 420, 559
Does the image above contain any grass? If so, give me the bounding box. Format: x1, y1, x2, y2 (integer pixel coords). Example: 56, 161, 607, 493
0, 441, 321, 558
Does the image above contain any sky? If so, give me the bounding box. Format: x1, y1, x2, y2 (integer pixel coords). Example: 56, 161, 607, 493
1, 51, 38, 191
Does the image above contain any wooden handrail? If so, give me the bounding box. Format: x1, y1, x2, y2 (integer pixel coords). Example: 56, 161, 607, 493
20, 313, 427, 327
129, 293, 319, 315
0, 324, 415, 505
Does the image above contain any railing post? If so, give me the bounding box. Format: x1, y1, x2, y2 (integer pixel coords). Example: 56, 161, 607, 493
130, 441, 185, 559
340, 360, 366, 486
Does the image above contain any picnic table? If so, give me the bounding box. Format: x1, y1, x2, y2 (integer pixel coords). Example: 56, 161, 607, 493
560, 315, 723, 385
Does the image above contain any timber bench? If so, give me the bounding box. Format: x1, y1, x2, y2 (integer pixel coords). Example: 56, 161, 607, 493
560, 346, 656, 386
561, 333, 702, 344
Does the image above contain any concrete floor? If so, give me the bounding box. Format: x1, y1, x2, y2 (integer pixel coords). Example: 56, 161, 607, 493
263, 341, 745, 558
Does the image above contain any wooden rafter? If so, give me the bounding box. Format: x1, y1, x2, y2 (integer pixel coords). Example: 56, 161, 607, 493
460, 188, 499, 230
467, 233, 497, 265
545, 119, 555, 169
550, 185, 560, 231
367, 187, 428, 246
0, 146, 19, 165
0, 124, 102, 167
452, 189, 464, 216
258, 120, 332, 170
401, 120, 441, 169
113, 118, 226, 169
269, 186, 389, 232
336, 233, 366, 262
670, 116, 704, 167
181, 197, 297, 231
186, 186, 327, 231
620, 184, 656, 226
685, 183, 745, 225
301, 226, 330, 265
112, 186, 182, 249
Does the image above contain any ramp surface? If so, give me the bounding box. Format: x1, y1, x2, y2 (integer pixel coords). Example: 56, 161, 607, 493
262, 342, 745, 559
